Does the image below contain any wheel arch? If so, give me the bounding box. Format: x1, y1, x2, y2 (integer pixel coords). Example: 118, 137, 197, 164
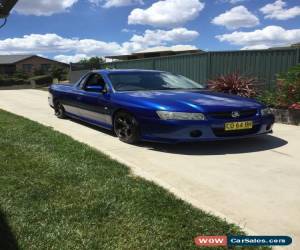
52, 96, 61, 107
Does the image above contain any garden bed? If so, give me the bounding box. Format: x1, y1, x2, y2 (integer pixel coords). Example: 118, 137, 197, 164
271, 108, 300, 125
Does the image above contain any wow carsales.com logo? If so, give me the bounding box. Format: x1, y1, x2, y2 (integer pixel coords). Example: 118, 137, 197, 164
194, 235, 292, 247
194, 236, 228, 247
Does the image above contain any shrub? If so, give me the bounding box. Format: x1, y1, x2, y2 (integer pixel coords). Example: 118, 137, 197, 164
208, 72, 257, 98
12, 70, 29, 80
50, 66, 68, 81
34, 68, 46, 76
256, 89, 278, 107
276, 64, 300, 107
0, 78, 29, 87
0, 74, 5, 81
29, 75, 53, 85
257, 64, 300, 108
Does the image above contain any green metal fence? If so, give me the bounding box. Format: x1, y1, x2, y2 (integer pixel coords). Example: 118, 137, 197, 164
99, 48, 300, 88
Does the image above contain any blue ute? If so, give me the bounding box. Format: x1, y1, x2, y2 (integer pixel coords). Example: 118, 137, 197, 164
49, 69, 275, 144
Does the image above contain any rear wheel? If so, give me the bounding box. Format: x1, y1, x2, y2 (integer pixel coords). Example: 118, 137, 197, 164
114, 111, 140, 144
54, 101, 66, 119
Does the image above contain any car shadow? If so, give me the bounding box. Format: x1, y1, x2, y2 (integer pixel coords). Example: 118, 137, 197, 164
0, 210, 19, 250
67, 117, 116, 136
67, 118, 288, 156
139, 135, 288, 155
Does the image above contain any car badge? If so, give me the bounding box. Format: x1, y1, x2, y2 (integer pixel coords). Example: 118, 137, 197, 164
231, 111, 240, 118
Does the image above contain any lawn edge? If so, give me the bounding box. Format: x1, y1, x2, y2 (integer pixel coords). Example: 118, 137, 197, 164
0, 107, 257, 237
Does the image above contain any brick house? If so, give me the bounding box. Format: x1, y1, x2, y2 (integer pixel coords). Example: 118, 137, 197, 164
0, 55, 68, 75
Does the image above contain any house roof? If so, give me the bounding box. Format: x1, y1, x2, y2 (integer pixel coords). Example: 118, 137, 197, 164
106, 48, 202, 60
0, 55, 69, 66
134, 46, 200, 54
0, 55, 35, 64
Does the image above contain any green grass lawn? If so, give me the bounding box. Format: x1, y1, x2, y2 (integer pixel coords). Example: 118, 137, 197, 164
0, 110, 269, 250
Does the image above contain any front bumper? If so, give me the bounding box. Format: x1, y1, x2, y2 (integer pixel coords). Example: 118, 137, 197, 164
139, 115, 275, 143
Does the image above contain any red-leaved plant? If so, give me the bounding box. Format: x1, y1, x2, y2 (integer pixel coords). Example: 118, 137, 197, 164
289, 103, 300, 110
208, 73, 257, 98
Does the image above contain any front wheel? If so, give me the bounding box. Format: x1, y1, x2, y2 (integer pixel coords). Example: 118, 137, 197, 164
113, 111, 140, 144
54, 101, 66, 119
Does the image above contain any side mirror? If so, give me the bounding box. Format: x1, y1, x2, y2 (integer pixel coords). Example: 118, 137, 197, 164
85, 85, 105, 93
203, 84, 208, 89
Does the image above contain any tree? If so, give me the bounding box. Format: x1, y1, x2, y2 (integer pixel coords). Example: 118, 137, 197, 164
78, 57, 104, 70
50, 66, 67, 81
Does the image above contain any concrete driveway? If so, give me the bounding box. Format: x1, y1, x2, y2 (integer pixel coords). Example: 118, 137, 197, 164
0, 89, 299, 249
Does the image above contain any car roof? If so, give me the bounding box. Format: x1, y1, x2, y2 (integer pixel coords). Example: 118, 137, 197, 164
93, 69, 165, 75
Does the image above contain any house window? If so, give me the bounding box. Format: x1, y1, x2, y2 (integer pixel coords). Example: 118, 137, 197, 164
41, 64, 51, 72
22, 64, 33, 73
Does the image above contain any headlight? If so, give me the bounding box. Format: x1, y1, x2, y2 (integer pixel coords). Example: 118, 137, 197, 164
261, 108, 273, 116
156, 111, 206, 120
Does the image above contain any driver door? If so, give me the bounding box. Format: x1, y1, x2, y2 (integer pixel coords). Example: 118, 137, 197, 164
78, 73, 112, 127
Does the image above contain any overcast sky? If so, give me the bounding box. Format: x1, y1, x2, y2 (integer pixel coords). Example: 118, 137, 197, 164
0, 0, 299, 63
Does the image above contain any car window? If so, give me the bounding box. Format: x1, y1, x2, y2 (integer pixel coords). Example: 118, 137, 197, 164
108, 72, 204, 91
108, 74, 143, 91
84, 74, 106, 88
78, 73, 90, 88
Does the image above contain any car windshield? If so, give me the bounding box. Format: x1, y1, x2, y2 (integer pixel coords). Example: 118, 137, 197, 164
108, 72, 205, 91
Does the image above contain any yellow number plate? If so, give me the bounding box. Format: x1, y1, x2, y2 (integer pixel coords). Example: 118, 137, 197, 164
225, 121, 253, 131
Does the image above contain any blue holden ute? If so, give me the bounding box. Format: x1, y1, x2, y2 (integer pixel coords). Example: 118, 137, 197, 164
48, 69, 275, 144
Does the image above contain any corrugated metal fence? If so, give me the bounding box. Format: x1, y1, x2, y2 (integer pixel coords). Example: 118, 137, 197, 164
70, 48, 300, 88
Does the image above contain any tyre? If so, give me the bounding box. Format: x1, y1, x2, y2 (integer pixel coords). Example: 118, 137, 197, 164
113, 111, 140, 144
54, 101, 66, 119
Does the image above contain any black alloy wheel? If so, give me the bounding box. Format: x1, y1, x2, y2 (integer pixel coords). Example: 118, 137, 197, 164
114, 111, 140, 144
54, 102, 66, 119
